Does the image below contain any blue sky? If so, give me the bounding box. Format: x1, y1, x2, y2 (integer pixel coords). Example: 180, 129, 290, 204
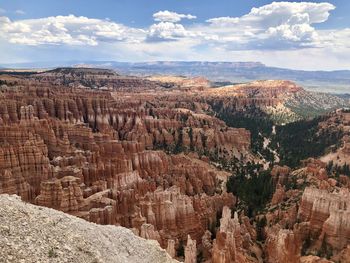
1, 0, 350, 70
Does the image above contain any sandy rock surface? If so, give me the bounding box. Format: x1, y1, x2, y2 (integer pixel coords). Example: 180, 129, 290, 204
0, 194, 177, 263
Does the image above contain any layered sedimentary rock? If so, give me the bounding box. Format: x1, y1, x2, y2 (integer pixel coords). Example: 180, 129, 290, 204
134, 186, 235, 247
185, 235, 197, 263
265, 227, 301, 263
0, 71, 245, 261
211, 206, 258, 263
263, 137, 350, 263
271, 184, 286, 206
299, 187, 350, 251
0, 131, 53, 201
2, 69, 349, 262
30, 67, 161, 91
36, 176, 86, 212
271, 165, 291, 185
303, 159, 328, 180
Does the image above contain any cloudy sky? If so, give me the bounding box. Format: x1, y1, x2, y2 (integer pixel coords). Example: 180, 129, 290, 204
0, 0, 350, 70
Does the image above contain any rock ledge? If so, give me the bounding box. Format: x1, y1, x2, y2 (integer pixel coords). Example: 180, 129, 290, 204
0, 194, 177, 263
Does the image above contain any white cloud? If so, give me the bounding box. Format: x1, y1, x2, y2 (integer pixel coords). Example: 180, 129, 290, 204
205, 2, 335, 49
1, 3, 350, 70
317, 28, 350, 49
147, 10, 199, 42
148, 22, 187, 41
0, 14, 142, 46
267, 23, 317, 42
153, 10, 196, 23
0, 3, 338, 49
207, 2, 335, 27
15, 10, 26, 15
147, 22, 201, 42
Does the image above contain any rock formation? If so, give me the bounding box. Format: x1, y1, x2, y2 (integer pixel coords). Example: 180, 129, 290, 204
265, 227, 301, 263
0, 194, 177, 263
299, 187, 350, 251
185, 235, 197, 263
0, 71, 243, 261
211, 206, 258, 263
1, 70, 349, 262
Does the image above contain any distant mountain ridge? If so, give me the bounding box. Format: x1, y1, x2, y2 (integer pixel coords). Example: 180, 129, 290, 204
1, 61, 350, 93
108, 61, 350, 94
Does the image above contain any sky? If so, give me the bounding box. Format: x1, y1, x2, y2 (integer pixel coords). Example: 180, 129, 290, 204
0, 0, 350, 70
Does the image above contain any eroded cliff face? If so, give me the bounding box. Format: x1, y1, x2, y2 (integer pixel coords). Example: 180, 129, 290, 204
211, 206, 260, 263
0, 72, 245, 261
255, 109, 350, 263
299, 187, 350, 251
1, 71, 349, 262
263, 156, 350, 263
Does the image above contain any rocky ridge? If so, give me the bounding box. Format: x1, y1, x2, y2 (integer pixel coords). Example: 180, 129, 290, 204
0, 194, 177, 263
204, 80, 349, 124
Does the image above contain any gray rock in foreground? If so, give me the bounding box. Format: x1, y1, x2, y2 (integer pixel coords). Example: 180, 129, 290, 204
0, 194, 178, 263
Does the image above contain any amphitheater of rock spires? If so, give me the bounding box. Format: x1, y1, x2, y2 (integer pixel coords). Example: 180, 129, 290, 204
0, 67, 349, 263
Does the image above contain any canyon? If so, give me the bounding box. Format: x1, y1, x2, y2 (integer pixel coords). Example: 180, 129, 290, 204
0, 68, 349, 262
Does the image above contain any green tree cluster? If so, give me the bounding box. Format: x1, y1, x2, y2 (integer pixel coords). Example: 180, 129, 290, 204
216, 106, 274, 159
270, 117, 343, 168
326, 160, 350, 177
226, 162, 274, 217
